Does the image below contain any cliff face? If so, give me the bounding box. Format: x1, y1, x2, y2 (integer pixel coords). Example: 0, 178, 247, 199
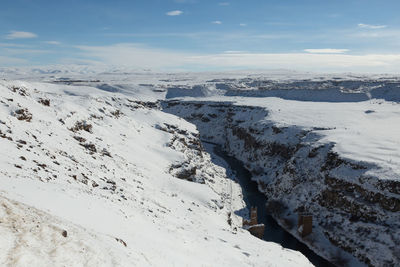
163, 100, 400, 267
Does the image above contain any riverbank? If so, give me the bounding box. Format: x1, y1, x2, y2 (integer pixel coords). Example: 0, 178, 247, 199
204, 142, 335, 267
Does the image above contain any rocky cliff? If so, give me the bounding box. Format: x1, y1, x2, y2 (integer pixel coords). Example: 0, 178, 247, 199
163, 100, 400, 267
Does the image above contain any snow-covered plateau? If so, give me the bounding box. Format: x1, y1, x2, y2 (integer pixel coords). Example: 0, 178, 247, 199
1, 68, 400, 267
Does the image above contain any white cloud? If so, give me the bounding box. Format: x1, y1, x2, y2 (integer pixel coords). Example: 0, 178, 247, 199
166, 10, 183, 16
304, 49, 349, 54
75, 43, 400, 72
0, 55, 28, 65
223, 50, 248, 54
353, 29, 400, 39
188, 53, 400, 72
45, 41, 61, 45
219, 2, 230, 6
212, 21, 222, 24
0, 42, 27, 48
5, 31, 38, 39
76, 43, 191, 69
358, 23, 387, 29
239, 23, 247, 27
3, 48, 53, 55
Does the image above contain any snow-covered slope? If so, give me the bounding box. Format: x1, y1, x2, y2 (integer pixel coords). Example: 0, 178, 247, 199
0, 80, 312, 266
163, 96, 400, 266
2, 68, 400, 266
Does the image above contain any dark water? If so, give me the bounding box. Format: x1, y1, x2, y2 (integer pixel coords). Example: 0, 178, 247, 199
212, 145, 335, 267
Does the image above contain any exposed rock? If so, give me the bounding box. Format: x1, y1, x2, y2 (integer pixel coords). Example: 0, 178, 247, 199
70, 121, 93, 133
80, 143, 97, 153
14, 108, 32, 122
62, 230, 68, 237
163, 100, 400, 266
38, 98, 50, 106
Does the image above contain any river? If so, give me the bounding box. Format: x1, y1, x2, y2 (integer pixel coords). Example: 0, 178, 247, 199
210, 144, 335, 267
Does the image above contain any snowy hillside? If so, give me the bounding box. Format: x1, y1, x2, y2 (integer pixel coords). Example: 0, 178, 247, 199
0, 80, 312, 266
159, 75, 400, 266
1, 68, 400, 267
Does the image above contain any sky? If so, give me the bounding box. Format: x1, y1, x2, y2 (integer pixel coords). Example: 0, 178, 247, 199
1, 0, 400, 72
